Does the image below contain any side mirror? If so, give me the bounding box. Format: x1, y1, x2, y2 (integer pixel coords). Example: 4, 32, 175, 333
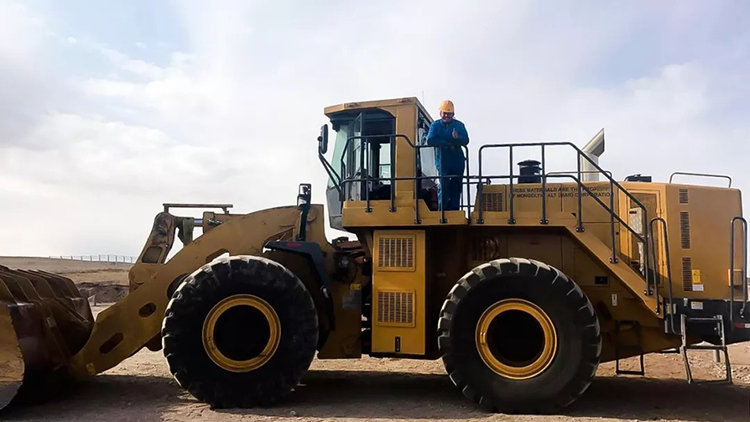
318, 124, 329, 155
297, 183, 311, 210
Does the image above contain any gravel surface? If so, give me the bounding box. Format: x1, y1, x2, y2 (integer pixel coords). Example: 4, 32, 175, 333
1, 258, 748, 421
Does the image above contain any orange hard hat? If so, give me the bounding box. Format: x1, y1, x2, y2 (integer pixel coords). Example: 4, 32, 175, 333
439, 100, 454, 113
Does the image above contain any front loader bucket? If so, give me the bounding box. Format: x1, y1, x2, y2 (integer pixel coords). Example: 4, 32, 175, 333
0, 266, 94, 412
0, 303, 24, 411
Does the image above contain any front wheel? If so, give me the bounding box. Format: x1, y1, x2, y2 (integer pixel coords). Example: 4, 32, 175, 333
161, 255, 319, 409
438, 258, 601, 414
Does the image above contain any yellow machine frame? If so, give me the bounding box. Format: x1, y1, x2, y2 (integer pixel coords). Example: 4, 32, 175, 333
2, 96, 748, 416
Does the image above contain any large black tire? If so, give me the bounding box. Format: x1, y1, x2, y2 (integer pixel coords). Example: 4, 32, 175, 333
438, 257, 601, 414
161, 255, 319, 409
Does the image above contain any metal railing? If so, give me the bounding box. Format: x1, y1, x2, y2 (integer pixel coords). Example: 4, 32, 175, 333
329, 133, 471, 224
475, 143, 651, 269
730, 216, 748, 325
323, 135, 663, 304
650, 217, 674, 329
669, 172, 732, 187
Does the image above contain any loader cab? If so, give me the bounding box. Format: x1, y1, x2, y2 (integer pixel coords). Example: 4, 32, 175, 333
319, 97, 439, 231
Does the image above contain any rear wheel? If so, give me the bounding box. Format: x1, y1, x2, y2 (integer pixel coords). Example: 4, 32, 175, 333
161, 255, 318, 409
438, 258, 601, 414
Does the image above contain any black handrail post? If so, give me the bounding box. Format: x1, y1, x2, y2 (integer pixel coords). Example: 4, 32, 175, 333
742, 218, 748, 318
365, 135, 372, 212
477, 146, 485, 224
609, 177, 617, 263
464, 145, 471, 223
360, 134, 366, 203
413, 144, 420, 224
643, 207, 652, 296
389, 135, 396, 212
730, 218, 736, 327
661, 218, 674, 330
541, 144, 548, 224
440, 146, 446, 224
508, 146, 515, 224
576, 153, 583, 232
650, 217, 673, 324
731, 216, 748, 319
648, 219, 661, 316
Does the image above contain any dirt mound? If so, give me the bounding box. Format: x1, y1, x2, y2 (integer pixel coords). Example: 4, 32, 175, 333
77, 282, 129, 304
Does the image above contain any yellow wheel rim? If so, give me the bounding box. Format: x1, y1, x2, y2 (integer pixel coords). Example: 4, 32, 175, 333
475, 298, 557, 380
202, 294, 281, 373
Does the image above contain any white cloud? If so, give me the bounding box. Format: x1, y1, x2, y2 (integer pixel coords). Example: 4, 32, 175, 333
96, 46, 167, 79
0, 2, 44, 68
0, 1, 748, 257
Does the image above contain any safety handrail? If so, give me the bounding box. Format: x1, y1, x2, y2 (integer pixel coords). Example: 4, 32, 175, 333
329, 136, 658, 302
649, 217, 673, 324
334, 133, 473, 224
546, 170, 614, 177
477, 142, 650, 228
730, 216, 748, 325
473, 172, 648, 244
477, 142, 651, 278
669, 172, 732, 188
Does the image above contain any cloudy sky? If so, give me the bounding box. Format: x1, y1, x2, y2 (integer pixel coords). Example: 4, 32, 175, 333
0, 1, 748, 258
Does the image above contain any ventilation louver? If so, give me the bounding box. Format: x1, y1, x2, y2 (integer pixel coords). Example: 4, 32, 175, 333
377, 236, 415, 270
377, 290, 415, 326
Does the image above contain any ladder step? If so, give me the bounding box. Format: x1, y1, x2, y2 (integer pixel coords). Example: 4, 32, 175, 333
680, 313, 732, 384
616, 369, 646, 376
685, 344, 727, 351
614, 319, 645, 376
685, 317, 723, 323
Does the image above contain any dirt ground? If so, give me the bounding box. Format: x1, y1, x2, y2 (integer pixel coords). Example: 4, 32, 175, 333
1, 257, 749, 422
0, 256, 131, 302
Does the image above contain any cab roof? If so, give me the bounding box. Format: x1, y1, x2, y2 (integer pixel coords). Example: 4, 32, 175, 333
324, 96, 432, 120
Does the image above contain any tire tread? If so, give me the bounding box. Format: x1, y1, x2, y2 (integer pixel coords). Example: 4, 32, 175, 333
437, 257, 602, 414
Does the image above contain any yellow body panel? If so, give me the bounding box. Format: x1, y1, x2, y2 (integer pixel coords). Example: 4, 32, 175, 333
68, 204, 328, 379
370, 230, 426, 355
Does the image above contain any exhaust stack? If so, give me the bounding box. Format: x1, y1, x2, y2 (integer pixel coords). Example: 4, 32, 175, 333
582, 129, 605, 181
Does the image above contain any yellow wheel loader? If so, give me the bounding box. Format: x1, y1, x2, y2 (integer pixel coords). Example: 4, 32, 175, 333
2, 97, 749, 414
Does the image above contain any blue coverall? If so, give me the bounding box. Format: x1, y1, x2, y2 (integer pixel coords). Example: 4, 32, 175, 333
426, 118, 469, 211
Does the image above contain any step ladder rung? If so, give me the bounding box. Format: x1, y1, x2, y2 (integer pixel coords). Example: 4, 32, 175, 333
684, 317, 723, 323
684, 344, 728, 351
614, 320, 645, 376
680, 313, 732, 385
616, 369, 646, 376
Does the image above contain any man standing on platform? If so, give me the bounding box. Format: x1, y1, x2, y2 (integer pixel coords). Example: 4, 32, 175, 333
426, 100, 469, 211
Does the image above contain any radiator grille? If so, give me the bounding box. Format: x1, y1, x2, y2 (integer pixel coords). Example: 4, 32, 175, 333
679, 212, 691, 249
480, 192, 505, 211
679, 189, 689, 204
377, 290, 414, 325
682, 257, 693, 291
378, 236, 414, 269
